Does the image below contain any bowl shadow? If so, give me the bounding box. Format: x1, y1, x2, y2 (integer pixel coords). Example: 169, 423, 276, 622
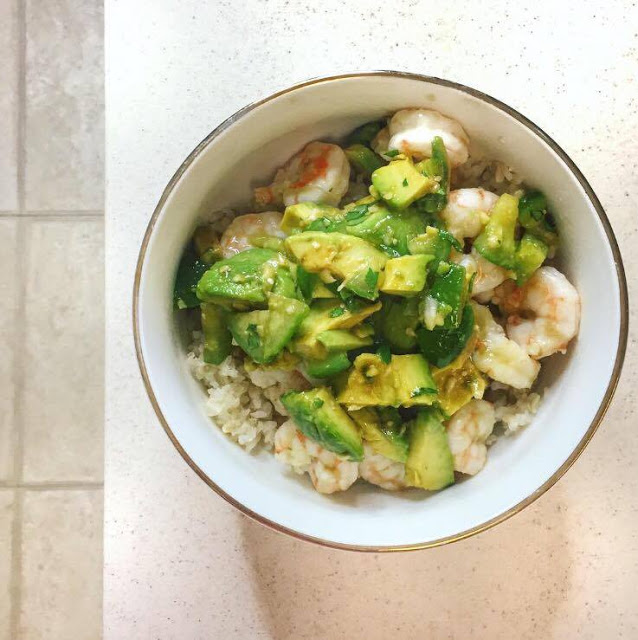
239, 483, 573, 640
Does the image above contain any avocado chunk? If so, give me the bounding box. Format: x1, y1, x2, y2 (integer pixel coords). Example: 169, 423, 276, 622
380, 254, 432, 296
227, 294, 308, 363
316, 329, 373, 352
337, 353, 437, 408
271, 266, 297, 299
281, 387, 364, 461
518, 189, 558, 246
418, 303, 475, 368
408, 226, 462, 263
515, 233, 548, 285
345, 120, 385, 147
421, 262, 468, 330
196, 248, 287, 308
432, 354, 486, 417
293, 299, 381, 359
174, 244, 211, 310
304, 352, 351, 379
201, 303, 232, 364
295, 267, 337, 302
474, 193, 519, 270
371, 159, 437, 209
338, 202, 427, 256
413, 136, 451, 215
345, 144, 385, 176
280, 202, 342, 235
404, 408, 455, 490
373, 296, 420, 352
285, 231, 387, 300
350, 407, 408, 463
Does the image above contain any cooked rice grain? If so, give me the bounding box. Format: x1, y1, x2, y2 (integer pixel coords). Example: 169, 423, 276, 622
187, 332, 304, 451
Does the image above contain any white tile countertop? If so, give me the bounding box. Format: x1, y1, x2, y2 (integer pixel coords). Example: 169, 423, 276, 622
105, 1, 638, 638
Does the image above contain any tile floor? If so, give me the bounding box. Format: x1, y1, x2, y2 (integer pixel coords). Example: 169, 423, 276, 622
0, 1, 104, 638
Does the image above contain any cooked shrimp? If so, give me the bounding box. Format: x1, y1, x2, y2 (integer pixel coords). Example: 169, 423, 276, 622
446, 399, 495, 475
359, 444, 406, 491
370, 126, 394, 160
471, 302, 540, 389
386, 109, 470, 167
219, 211, 285, 258
496, 266, 580, 359
456, 247, 510, 296
441, 188, 499, 241
254, 141, 350, 208
274, 420, 359, 494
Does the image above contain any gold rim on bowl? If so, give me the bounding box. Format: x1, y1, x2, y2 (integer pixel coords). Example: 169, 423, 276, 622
132, 71, 629, 552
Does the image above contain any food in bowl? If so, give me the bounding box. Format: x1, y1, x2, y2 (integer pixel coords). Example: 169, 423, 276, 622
174, 107, 580, 495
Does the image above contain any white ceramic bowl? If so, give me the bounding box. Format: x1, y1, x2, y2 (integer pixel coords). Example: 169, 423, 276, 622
134, 72, 628, 550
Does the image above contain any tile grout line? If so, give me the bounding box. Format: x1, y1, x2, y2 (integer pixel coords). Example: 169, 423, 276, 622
0, 482, 104, 491
9, 0, 27, 634
0, 210, 105, 217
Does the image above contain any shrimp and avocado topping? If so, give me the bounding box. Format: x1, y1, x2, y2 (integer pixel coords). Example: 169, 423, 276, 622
175, 108, 581, 494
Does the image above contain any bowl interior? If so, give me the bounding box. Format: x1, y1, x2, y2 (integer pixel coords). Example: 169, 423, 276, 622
136, 74, 624, 549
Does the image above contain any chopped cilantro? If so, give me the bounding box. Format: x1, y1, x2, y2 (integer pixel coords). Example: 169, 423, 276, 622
376, 343, 392, 364
379, 244, 402, 258
385, 149, 400, 158
313, 398, 325, 409
329, 306, 346, 318
345, 204, 369, 223
364, 268, 378, 288
246, 324, 261, 351
410, 387, 435, 398
402, 178, 408, 187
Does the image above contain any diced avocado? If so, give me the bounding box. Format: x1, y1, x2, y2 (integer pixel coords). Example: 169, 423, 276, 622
404, 408, 455, 491
373, 296, 420, 352
271, 267, 297, 299
285, 232, 387, 300
371, 160, 437, 209
201, 303, 232, 364
297, 267, 339, 302
345, 144, 385, 176
345, 266, 381, 300
292, 299, 381, 359
174, 245, 211, 310
337, 353, 437, 408
408, 226, 462, 262
515, 233, 548, 285
227, 309, 268, 362
380, 254, 432, 296
418, 303, 475, 368
421, 263, 468, 330
312, 281, 338, 298
474, 193, 519, 270
193, 225, 223, 263
196, 248, 287, 308
227, 294, 308, 363
304, 352, 351, 378
281, 387, 364, 460
248, 236, 286, 252
518, 189, 558, 246
350, 407, 408, 463
338, 202, 427, 256
345, 120, 385, 147
432, 355, 485, 417
316, 329, 373, 352
244, 349, 300, 372
413, 136, 451, 214
280, 202, 342, 235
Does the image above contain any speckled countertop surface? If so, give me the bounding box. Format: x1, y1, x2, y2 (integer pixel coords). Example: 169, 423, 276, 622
105, 2, 638, 638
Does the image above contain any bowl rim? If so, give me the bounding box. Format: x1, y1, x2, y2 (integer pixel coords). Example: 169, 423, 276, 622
132, 70, 629, 552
